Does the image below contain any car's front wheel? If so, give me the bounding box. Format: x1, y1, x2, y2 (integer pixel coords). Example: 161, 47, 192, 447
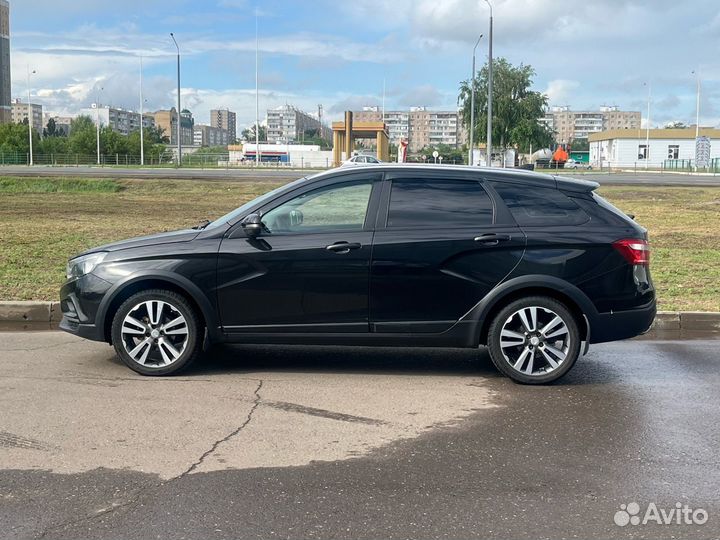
111, 289, 203, 376
487, 296, 581, 384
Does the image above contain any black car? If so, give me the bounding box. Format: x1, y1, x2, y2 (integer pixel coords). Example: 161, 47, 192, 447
60, 165, 656, 383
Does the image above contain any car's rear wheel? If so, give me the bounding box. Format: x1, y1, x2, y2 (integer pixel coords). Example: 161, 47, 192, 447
487, 296, 581, 384
111, 289, 203, 376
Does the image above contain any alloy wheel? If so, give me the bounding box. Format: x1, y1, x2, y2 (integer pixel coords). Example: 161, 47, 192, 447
498, 306, 571, 377
120, 300, 189, 368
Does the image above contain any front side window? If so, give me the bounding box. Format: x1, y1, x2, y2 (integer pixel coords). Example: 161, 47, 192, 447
262, 180, 373, 234
387, 178, 494, 228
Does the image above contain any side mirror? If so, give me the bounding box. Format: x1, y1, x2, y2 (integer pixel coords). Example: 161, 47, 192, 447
241, 213, 264, 237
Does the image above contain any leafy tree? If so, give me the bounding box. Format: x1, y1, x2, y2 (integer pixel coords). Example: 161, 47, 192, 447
415, 144, 466, 164
67, 116, 99, 156
241, 124, 266, 142
665, 121, 688, 129
459, 57, 554, 153
569, 138, 589, 152
37, 135, 69, 155
43, 118, 66, 138
0, 122, 39, 157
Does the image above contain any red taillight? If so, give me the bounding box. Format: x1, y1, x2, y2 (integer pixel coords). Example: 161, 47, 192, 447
613, 238, 650, 265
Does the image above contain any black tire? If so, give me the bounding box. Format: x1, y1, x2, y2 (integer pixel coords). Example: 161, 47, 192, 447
111, 289, 203, 376
486, 296, 581, 384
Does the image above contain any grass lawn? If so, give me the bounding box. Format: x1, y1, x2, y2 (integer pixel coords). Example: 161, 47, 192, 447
0, 176, 718, 312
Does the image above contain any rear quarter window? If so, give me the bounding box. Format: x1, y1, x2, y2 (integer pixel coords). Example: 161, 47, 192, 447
491, 182, 590, 227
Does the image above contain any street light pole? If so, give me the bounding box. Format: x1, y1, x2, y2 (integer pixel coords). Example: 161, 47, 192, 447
170, 33, 182, 167
255, 15, 260, 165
484, 0, 493, 167
694, 69, 701, 139
645, 81, 651, 170
139, 55, 145, 166
26, 65, 36, 166
96, 87, 103, 166
468, 34, 483, 166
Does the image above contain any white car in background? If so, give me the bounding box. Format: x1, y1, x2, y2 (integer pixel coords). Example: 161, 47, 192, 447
341, 154, 383, 167
564, 159, 593, 170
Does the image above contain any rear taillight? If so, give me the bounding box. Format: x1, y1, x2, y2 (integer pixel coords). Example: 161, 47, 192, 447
613, 238, 650, 265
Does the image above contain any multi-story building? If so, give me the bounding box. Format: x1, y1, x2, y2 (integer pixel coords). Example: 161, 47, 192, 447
153, 108, 194, 146
80, 104, 155, 136
43, 113, 73, 136
0, 0, 10, 124
210, 109, 236, 143
542, 105, 641, 144
11, 98, 43, 133
353, 106, 461, 153
193, 124, 229, 147
266, 105, 324, 144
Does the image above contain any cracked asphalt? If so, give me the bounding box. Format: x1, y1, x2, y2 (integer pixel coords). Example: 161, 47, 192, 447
0, 332, 718, 539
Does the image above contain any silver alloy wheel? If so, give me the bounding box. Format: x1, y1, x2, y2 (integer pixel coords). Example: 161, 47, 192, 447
120, 300, 189, 368
498, 306, 571, 376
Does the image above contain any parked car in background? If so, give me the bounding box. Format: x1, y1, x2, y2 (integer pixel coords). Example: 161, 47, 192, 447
60, 165, 655, 384
564, 159, 593, 170
341, 154, 383, 167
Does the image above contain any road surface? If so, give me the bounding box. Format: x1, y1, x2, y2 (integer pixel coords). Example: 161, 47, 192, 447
0, 333, 717, 539
1, 164, 719, 186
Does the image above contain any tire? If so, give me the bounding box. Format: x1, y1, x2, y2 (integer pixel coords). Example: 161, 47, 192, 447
111, 289, 203, 376
487, 296, 581, 384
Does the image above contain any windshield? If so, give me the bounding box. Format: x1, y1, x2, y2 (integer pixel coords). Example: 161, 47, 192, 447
207, 175, 312, 228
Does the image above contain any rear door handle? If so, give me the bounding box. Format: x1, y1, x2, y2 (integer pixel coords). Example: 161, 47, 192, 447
474, 233, 511, 245
326, 241, 362, 253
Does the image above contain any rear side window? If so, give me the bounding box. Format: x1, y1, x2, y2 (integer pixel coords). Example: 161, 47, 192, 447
491, 182, 589, 226
387, 178, 494, 228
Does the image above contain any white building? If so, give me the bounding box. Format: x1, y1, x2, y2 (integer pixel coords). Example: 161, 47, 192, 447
266, 105, 324, 144
589, 128, 720, 168
80, 104, 155, 136
193, 124, 229, 147
229, 143, 333, 168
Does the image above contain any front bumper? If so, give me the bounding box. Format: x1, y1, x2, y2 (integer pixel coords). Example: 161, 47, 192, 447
590, 300, 657, 344
59, 273, 113, 343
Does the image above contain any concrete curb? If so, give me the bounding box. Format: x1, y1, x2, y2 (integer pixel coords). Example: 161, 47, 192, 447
0, 302, 718, 337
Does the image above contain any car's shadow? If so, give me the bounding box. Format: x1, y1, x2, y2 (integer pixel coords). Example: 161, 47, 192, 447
178, 343, 621, 386
187, 344, 501, 379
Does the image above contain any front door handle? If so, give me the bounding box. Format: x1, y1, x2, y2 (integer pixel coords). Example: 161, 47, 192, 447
326, 241, 362, 254
474, 233, 511, 245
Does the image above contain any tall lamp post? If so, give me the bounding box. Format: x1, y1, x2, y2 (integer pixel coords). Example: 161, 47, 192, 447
95, 87, 103, 166
170, 33, 182, 167
139, 55, 145, 166
255, 15, 260, 165
26, 66, 36, 166
644, 81, 651, 170
468, 34, 483, 166
484, 0, 493, 167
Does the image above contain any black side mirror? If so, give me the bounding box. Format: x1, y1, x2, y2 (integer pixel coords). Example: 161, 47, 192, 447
241, 213, 265, 237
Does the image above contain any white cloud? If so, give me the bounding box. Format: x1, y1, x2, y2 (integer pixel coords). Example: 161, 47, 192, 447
544, 80, 580, 105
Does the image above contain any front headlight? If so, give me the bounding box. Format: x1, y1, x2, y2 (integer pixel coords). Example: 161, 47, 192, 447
66, 252, 107, 279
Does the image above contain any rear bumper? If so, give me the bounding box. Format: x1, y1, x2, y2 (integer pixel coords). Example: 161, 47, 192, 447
590, 300, 657, 344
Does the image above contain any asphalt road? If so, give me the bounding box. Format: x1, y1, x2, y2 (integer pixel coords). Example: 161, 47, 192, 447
0, 333, 717, 539
2, 164, 720, 186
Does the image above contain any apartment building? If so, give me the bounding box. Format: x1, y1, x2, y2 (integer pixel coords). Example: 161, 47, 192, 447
80, 104, 155, 136
193, 124, 229, 147
542, 105, 641, 143
266, 105, 323, 144
210, 109, 236, 143
153, 108, 194, 146
43, 113, 73, 136
11, 98, 43, 133
353, 107, 460, 152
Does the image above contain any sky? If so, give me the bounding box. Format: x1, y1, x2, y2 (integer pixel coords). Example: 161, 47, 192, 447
9, 0, 720, 133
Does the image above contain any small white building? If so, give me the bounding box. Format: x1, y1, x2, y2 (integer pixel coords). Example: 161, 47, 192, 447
588, 128, 720, 169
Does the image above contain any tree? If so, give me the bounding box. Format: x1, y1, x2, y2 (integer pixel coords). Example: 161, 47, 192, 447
665, 121, 688, 129
0, 122, 38, 158
459, 57, 554, 153
415, 144, 466, 164
43, 118, 65, 138
241, 124, 266, 142
569, 138, 589, 152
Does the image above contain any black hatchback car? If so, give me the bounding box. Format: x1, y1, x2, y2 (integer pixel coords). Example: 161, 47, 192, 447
60, 165, 656, 383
